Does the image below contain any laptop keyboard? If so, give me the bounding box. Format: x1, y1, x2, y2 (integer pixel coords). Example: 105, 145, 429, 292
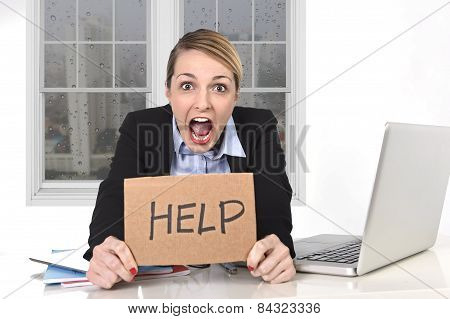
298, 240, 361, 264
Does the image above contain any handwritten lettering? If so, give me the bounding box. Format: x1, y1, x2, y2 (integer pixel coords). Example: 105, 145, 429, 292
149, 200, 245, 240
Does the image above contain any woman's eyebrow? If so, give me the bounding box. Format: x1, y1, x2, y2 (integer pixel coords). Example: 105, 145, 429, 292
212, 75, 232, 81
176, 73, 232, 81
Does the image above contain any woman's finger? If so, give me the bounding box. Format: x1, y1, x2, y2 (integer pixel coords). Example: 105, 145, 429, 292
269, 264, 297, 284
97, 264, 120, 287
99, 248, 135, 283
253, 243, 290, 277
246, 235, 278, 271
103, 236, 138, 275
87, 270, 113, 289
91, 255, 120, 287
261, 256, 292, 282
87, 260, 115, 289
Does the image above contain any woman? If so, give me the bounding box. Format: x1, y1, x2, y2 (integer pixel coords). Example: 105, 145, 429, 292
84, 29, 296, 289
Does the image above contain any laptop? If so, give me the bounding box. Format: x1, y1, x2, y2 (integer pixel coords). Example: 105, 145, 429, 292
294, 122, 450, 276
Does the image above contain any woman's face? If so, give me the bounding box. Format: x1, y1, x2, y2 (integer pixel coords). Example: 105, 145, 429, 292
165, 49, 238, 154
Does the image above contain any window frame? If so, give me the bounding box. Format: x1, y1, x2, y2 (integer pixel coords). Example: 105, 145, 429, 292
288, 0, 306, 205
26, 0, 305, 206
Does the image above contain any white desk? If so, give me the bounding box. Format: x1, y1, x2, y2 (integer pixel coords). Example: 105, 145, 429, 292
1, 236, 449, 299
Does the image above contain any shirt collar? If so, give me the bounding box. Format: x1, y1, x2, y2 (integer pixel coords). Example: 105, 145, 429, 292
172, 115, 246, 159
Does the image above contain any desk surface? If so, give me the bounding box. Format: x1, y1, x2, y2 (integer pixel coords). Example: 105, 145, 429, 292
1, 236, 449, 299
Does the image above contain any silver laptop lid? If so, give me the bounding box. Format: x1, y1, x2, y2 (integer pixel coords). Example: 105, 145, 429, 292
357, 123, 450, 275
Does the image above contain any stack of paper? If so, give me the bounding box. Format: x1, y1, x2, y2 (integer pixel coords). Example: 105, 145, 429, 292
43, 265, 87, 284
30, 249, 190, 288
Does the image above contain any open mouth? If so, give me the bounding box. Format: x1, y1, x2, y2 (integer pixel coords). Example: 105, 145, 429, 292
189, 117, 213, 145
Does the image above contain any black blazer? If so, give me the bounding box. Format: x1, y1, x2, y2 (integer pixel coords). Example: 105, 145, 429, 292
83, 103, 295, 261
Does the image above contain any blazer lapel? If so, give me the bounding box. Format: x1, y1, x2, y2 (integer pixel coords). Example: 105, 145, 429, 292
227, 155, 247, 173
226, 112, 248, 173
161, 104, 174, 176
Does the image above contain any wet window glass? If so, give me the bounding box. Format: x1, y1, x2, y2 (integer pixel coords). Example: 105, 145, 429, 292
183, 0, 216, 34
41, 1, 151, 181
237, 93, 286, 150
78, 44, 113, 88
115, 44, 147, 88
78, 0, 113, 41
44, 0, 76, 41
44, 44, 77, 88
115, 0, 147, 41
44, 92, 146, 180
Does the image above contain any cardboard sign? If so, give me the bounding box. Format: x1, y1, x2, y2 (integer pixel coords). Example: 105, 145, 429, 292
124, 173, 256, 265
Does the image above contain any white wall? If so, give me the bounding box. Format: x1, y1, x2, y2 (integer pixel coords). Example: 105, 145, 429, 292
0, 1, 92, 254
0, 1, 449, 256
292, 0, 450, 239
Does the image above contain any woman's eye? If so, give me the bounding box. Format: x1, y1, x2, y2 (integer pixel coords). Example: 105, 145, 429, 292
181, 83, 192, 90
214, 84, 226, 92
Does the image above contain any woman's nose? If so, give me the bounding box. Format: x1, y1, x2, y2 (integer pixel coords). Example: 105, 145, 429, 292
194, 88, 211, 110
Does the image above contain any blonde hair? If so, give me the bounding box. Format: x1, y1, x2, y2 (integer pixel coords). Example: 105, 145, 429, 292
166, 29, 243, 92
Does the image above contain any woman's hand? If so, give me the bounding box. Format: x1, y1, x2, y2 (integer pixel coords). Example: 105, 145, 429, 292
246, 234, 296, 284
87, 236, 138, 289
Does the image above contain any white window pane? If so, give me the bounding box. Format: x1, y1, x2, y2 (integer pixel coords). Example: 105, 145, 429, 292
184, 0, 216, 33
79, 0, 112, 41
115, 0, 147, 41
44, 0, 76, 41
44, 44, 77, 88
237, 92, 286, 149
45, 92, 147, 180
218, 0, 252, 41
115, 44, 147, 88
234, 44, 252, 88
78, 44, 113, 88
255, 43, 286, 87
255, 0, 286, 41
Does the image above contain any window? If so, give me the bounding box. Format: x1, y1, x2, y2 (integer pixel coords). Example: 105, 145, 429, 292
27, 0, 305, 205
183, 0, 287, 147
28, 0, 153, 204
182, 0, 305, 202
43, 0, 151, 182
